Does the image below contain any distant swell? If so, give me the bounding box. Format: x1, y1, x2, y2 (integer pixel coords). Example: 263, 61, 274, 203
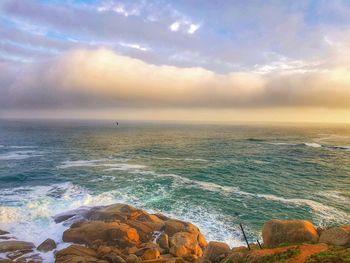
269, 142, 350, 151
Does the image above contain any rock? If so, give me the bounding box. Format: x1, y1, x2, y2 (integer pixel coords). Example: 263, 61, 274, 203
197, 232, 208, 248
201, 241, 230, 263
169, 232, 202, 258
126, 254, 140, 263
0, 230, 9, 236
342, 225, 350, 232
262, 220, 319, 247
319, 227, 350, 246
103, 254, 126, 263
157, 234, 169, 249
37, 238, 57, 252
0, 241, 35, 253
63, 221, 140, 248
142, 248, 161, 260
55, 245, 108, 263
164, 220, 198, 237
53, 206, 96, 224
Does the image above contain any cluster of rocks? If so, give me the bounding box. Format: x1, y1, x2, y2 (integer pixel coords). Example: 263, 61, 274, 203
262, 219, 350, 247
0, 204, 349, 263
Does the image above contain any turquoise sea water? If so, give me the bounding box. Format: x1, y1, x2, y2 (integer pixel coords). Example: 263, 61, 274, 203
0, 120, 349, 253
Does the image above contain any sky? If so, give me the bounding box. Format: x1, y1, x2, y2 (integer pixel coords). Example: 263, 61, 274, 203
0, 0, 350, 123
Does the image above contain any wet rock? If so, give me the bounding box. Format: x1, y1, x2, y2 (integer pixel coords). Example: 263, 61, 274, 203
319, 226, 350, 246
0, 230, 9, 236
157, 234, 169, 249
37, 238, 56, 252
201, 241, 230, 263
53, 206, 97, 224
0, 241, 35, 253
262, 220, 319, 247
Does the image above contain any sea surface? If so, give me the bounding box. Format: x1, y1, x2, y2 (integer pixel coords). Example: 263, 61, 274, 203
0, 120, 349, 259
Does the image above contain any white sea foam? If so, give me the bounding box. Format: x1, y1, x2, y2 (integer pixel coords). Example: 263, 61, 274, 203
304, 142, 322, 148
103, 163, 146, 171
8, 146, 38, 149
57, 158, 130, 169
0, 150, 42, 160
254, 193, 350, 224
315, 191, 350, 204
0, 182, 121, 262
268, 142, 298, 146
150, 156, 208, 162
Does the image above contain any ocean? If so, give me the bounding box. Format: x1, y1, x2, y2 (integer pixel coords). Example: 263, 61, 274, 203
0, 120, 349, 258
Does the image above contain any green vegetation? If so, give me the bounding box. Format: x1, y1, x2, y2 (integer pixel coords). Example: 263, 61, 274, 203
306, 246, 350, 263
257, 247, 300, 263
223, 247, 300, 263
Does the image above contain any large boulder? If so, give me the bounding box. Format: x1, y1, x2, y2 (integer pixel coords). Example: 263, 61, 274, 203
319, 226, 350, 246
201, 241, 231, 263
55, 245, 108, 263
37, 238, 57, 252
0, 241, 39, 263
63, 221, 140, 248
262, 220, 319, 247
0, 230, 9, 236
164, 220, 199, 237
169, 232, 203, 258
0, 241, 35, 253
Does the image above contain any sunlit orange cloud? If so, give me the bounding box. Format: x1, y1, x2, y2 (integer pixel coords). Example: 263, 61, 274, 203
1, 48, 350, 123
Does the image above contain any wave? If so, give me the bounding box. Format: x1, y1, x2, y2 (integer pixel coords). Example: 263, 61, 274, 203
57, 157, 350, 225
257, 194, 350, 224
246, 138, 265, 142
0, 181, 244, 261
304, 142, 322, 148
144, 156, 208, 162
8, 146, 38, 149
269, 141, 350, 151
103, 163, 147, 171
0, 150, 42, 160
57, 158, 129, 169
268, 142, 298, 146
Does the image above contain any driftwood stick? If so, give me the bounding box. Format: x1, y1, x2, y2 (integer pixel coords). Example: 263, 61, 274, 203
257, 239, 263, 249
239, 223, 251, 250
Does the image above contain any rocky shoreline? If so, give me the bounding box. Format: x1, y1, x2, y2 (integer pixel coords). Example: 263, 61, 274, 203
0, 203, 349, 263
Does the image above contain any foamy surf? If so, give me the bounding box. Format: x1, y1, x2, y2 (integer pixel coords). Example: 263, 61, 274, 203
0, 182, 246, 261
0, 150, 42, 160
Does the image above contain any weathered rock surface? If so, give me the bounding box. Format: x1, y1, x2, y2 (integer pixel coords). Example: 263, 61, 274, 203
37, 238, 57, 252
262, 219, 319, 247
0, 241, 35, 253
52, 205, 350, 263
201, 241, 230, 263
55, 203, 208, 262
63, 221, 140, 247
169, 232, 203, 258
319, 226, 350, 246
0, 230, 9, 236
55, 245, 108, 263
0, 240, 41, 263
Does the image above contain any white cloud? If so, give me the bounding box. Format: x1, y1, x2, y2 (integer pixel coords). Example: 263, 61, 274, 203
170, 22, 180, 32
188, 24, 200, 34
119, 42, 150, 51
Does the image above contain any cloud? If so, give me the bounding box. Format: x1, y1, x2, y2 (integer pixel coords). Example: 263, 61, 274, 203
1, 48, 350, 112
